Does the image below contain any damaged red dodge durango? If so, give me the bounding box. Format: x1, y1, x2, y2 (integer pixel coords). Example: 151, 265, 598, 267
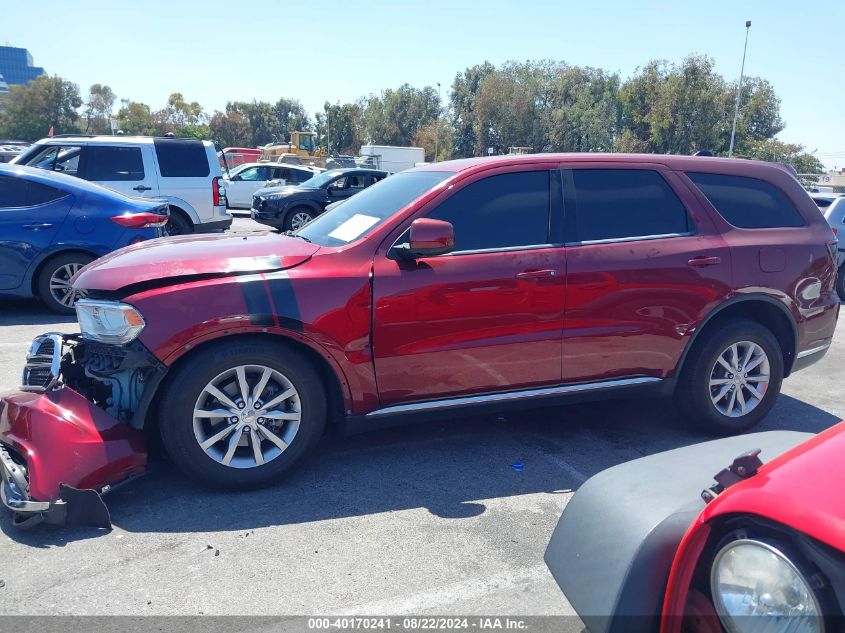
0, 153, 838, 527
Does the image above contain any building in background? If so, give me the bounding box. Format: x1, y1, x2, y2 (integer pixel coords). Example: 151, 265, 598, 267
0, 46, 44, 87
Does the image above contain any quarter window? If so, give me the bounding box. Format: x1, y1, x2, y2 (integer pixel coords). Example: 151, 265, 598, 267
85, 146, 145, 181
427, 170, 550, 252
568, 169, 689, 242
154, 139, 210, 178
686, 172, 804, 229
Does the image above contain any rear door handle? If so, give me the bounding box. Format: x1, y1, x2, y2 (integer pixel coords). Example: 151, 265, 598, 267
688, 256, 722, 268
516, 269, 558, 280
133, 185, 152, 192
22, 223, 54, 231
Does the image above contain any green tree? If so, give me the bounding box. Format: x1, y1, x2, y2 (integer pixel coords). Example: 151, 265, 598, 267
740, 138, 824, 174
273, 98, 312, 139
362, 84, 439, 146
450, 62, 495, 157
83, 83, 116, 134
0, 75, 82, 141
316, 101, 363, 153
209, 109, 252, 147
116, 101, 157, 136
154, 92, 206, 135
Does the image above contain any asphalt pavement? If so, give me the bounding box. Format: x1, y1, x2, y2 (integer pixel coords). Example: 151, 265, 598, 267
0, 216, 841, 620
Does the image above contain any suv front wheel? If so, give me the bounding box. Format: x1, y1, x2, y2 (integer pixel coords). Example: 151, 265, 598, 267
676, 319, 784, 435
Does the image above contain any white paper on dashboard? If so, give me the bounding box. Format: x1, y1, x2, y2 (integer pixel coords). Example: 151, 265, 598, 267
328, 214, 380, 241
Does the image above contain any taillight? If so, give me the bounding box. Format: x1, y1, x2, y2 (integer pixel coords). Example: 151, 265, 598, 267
213, 176, 226, 206
111, 212, 169, 229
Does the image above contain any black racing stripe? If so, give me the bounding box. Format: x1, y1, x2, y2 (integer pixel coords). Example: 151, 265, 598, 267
239, 278, 276, 327
265, 276, 304, 332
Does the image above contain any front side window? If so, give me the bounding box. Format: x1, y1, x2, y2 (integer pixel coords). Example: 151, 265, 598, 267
237, 167, 266, 181
686, 172, 805, 229
426, 170, 551, 252
86, 146, 144, 181
568, 168, 689, 242
297, 170, 451, 247
23, 145, 83, 177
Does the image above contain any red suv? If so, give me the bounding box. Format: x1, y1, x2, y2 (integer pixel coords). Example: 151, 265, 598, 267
0, 153, 838, 525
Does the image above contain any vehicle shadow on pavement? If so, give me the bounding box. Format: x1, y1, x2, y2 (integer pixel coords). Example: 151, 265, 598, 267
2, 392, 837, 546
0, 300, 76, 326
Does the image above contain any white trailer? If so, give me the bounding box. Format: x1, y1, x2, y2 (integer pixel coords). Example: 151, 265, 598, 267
359, 145, 426, 173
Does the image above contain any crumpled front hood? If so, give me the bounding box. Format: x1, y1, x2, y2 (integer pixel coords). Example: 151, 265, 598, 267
73, 232, 320, 292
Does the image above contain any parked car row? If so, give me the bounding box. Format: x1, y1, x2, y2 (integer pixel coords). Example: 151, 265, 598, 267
12, 135, 230, 236
224, 161, 321, 209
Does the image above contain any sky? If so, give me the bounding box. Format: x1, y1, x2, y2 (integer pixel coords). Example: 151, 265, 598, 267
4, 0, 844, 168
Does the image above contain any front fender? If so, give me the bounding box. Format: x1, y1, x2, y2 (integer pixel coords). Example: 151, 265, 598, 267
544, 431, 811, 633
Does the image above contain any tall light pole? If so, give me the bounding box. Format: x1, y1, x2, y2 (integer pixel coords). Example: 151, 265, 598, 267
326, 104, 331, 155
434, 82, 441, 162
728, 20, 752, 158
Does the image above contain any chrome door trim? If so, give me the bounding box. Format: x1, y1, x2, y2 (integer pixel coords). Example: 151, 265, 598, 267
796, 342, 831, 359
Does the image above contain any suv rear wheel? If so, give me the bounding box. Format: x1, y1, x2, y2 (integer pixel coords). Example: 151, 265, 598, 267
676, 319, 784, 435
165, 212, 192, 236
158, 339, 327, 488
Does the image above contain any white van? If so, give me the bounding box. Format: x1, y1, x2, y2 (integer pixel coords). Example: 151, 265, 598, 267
13, 135, 231, 235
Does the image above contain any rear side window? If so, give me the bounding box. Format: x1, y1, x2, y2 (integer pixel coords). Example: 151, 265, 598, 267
567, 169, 689, 242
154, 139, 210, 178
0, 176, 68, 208
686, 172, 804, 229
85, 146, 145, 181
428, 170, 550, 252
289, 169, 312, 184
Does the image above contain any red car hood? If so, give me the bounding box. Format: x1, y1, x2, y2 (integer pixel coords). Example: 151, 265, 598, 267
73, 232, 320, 292
702, 421, 845, 551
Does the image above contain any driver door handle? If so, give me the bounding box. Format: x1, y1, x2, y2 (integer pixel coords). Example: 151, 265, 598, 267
22, 223, 54, 231
516, 269, 557, 280
688, 256, 722, 268
133, 185, 152, 192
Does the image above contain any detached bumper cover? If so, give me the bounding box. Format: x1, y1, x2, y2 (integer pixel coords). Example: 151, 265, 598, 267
0, 387, 146, 528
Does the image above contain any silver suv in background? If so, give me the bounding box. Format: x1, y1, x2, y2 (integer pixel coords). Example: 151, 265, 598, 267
13, 135, 231, 235
812, 193, 845, 299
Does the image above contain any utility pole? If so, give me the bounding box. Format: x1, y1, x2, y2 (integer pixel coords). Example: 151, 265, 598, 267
728, 20, 752, 158
434, 82, 441, 162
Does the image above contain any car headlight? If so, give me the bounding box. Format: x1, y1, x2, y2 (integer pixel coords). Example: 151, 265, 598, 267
75, 299, 145, 345
711, 539, 823, 633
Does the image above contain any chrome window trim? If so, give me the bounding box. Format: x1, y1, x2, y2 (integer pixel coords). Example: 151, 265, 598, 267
566, 232, 694, 247
366, 376, 661, 418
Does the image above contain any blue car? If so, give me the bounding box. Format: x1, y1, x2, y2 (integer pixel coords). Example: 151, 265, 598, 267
0, 163, 168, 313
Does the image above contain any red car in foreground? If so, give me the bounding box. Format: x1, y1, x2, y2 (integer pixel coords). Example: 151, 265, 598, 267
0, 153, 838, 527
546, 422, 845, 633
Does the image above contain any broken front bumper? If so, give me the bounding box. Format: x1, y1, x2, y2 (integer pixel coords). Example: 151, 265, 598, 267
0, 387, 147, 528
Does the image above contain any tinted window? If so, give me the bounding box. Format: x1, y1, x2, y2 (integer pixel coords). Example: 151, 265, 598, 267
0, 176, 28, 208
427, 171, 550, 252
687, 172, 804, 229
569, 169, 689, 242
154, 139, 210, 177
0, 177, 67, 208
289, 169, 312, 184
27, 181, 68, 205
85, 146, 145, 181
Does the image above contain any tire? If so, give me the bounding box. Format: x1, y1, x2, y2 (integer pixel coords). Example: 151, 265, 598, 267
165, 212, 192, 236
675, 319, 784, 435
158, 339, 327, 489
36, 252, 95, 314
284, 206, 316, 231
836, 264, 845, 302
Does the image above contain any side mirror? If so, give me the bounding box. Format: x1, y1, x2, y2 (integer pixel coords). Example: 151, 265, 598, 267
396, 218, 455, 259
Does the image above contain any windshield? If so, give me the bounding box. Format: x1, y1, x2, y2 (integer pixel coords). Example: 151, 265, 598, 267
298, 169, 346, 189
297, 171, 452, 247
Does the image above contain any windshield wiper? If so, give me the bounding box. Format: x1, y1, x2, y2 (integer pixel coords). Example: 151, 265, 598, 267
284, 231, 312, 243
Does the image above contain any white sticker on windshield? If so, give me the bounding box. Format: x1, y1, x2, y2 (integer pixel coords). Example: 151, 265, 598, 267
327, 214, 380, 242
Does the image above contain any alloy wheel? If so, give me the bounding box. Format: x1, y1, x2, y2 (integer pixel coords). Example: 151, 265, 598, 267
709, 341, 770, 418
290, 211, 313, 230
193, 365, 301, 469
49, 263, 88, 308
